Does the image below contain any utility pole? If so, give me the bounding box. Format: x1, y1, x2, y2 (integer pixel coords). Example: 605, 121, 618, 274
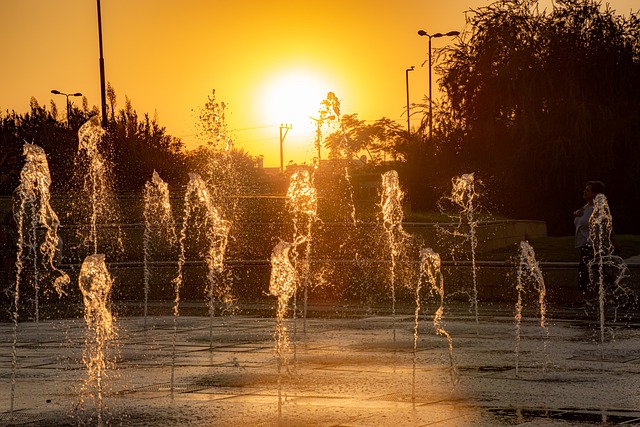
279, 123, 292, 173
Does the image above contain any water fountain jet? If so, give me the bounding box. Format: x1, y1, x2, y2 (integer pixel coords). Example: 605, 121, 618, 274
143, 171, 176, 329
380, 170, 410, 342
171, 173, 231, 393
286, 168, 318, 334
417, 247, 458, 389
10, 143, 69, 417
441, 173, 480, 328
78, 254, 116, 427
514, 241, 549, 376
588, 193, 634, 347
269, 240, 298, 420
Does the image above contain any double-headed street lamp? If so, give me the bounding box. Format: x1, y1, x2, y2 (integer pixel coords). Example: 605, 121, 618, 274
51, 90, 83, 126
405, 66, 414, 134
418, 29, 459, 140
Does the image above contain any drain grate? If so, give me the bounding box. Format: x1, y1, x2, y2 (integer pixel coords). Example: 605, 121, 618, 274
120, 383, 213, 394
489, 407, 640, 424
0, 412, 45, 424
369, 392, 433, 403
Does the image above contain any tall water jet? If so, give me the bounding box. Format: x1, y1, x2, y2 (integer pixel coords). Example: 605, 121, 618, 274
442, 173, 480, 327
269, 241, 298, 420
514, 241, 549, 377
380, 170, 410, 342
417, 247, 458, 389
143, 171, 176, 329
10, 143, 69, 416
338, 166, 359, 256
78, 254, 116, 427
588, 194, 633, 346
343, 166, 358, 228
203, 141, 242, 210
286, 168, 318, 333
173, 174, 231, 354
76, 116, 121, 255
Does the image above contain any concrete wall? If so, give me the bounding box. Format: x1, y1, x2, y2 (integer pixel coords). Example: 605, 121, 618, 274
403, 220, 547, 254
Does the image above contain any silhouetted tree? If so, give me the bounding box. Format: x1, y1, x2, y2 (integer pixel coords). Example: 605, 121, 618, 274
1, 90, 187, 196
0, 99, 86, 194
438, 0, 640, 233
104, 92, 186, 191
325, 114, 404, 164
195, 89, 233, 149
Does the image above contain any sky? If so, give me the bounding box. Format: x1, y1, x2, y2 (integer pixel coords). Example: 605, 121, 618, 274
1, 0, 638, 168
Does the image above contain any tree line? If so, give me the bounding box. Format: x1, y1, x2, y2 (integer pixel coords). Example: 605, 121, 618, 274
0, 88, 264, 199
326, 0, 640, 235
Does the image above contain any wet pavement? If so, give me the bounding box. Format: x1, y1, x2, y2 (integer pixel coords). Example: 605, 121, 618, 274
1, 302, 640, 426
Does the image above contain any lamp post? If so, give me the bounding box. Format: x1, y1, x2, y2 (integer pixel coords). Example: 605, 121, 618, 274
418, 29, 459, 140
279, 123, 292, 173
311, 115, 334, 164
51, 90, 83, 127
96, 0, 108, 127
311, 92, 340, 165
405, 66, 414, 134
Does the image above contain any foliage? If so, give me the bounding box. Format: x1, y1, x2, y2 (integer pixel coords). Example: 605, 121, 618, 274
324, 114, 404, 163
0, 87, 187, 195
436, 0, 640, 234
195, 89, 232, 149
318, 1, 639, 235
104, 92, 186, 190
1, 99, 80, 194
190, 89, 265, 201
313, 92, 342, 163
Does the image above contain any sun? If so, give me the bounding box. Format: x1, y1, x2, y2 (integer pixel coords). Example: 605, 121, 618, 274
258, 69, 333, 132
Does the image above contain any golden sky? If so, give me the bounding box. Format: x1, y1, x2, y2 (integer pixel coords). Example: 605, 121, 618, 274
1, 0, 637, 167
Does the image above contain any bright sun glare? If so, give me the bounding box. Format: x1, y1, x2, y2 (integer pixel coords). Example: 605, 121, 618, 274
258, 70, 332, 133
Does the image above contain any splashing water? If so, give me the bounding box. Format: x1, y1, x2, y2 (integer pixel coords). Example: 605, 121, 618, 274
269, 241, 298, 419
286, 168, 318, 333
10, 143, 70, 416
444, 173, 480, 327
203, 142, 242, 211
143, 171, 176, 329
76, 116, 121, 255
417, 247, 458, 389
588, 194, 634, 346
172, 174, 231, 365
514, 241, 549, 377
15, 144, 70, 310
78, 254, 116, 427
380, 170, 410, 342
343, 167, 357, 228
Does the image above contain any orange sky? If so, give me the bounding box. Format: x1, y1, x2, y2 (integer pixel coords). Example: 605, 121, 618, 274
1, 0, 637, 167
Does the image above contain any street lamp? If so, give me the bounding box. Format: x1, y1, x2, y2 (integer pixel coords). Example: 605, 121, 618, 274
311, 92, 340, 165
96, 0, 108, 127
405, 66, 414, 134
311, 115, 335, 164
418, 29, 459, 140
51, 90, 83, 126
